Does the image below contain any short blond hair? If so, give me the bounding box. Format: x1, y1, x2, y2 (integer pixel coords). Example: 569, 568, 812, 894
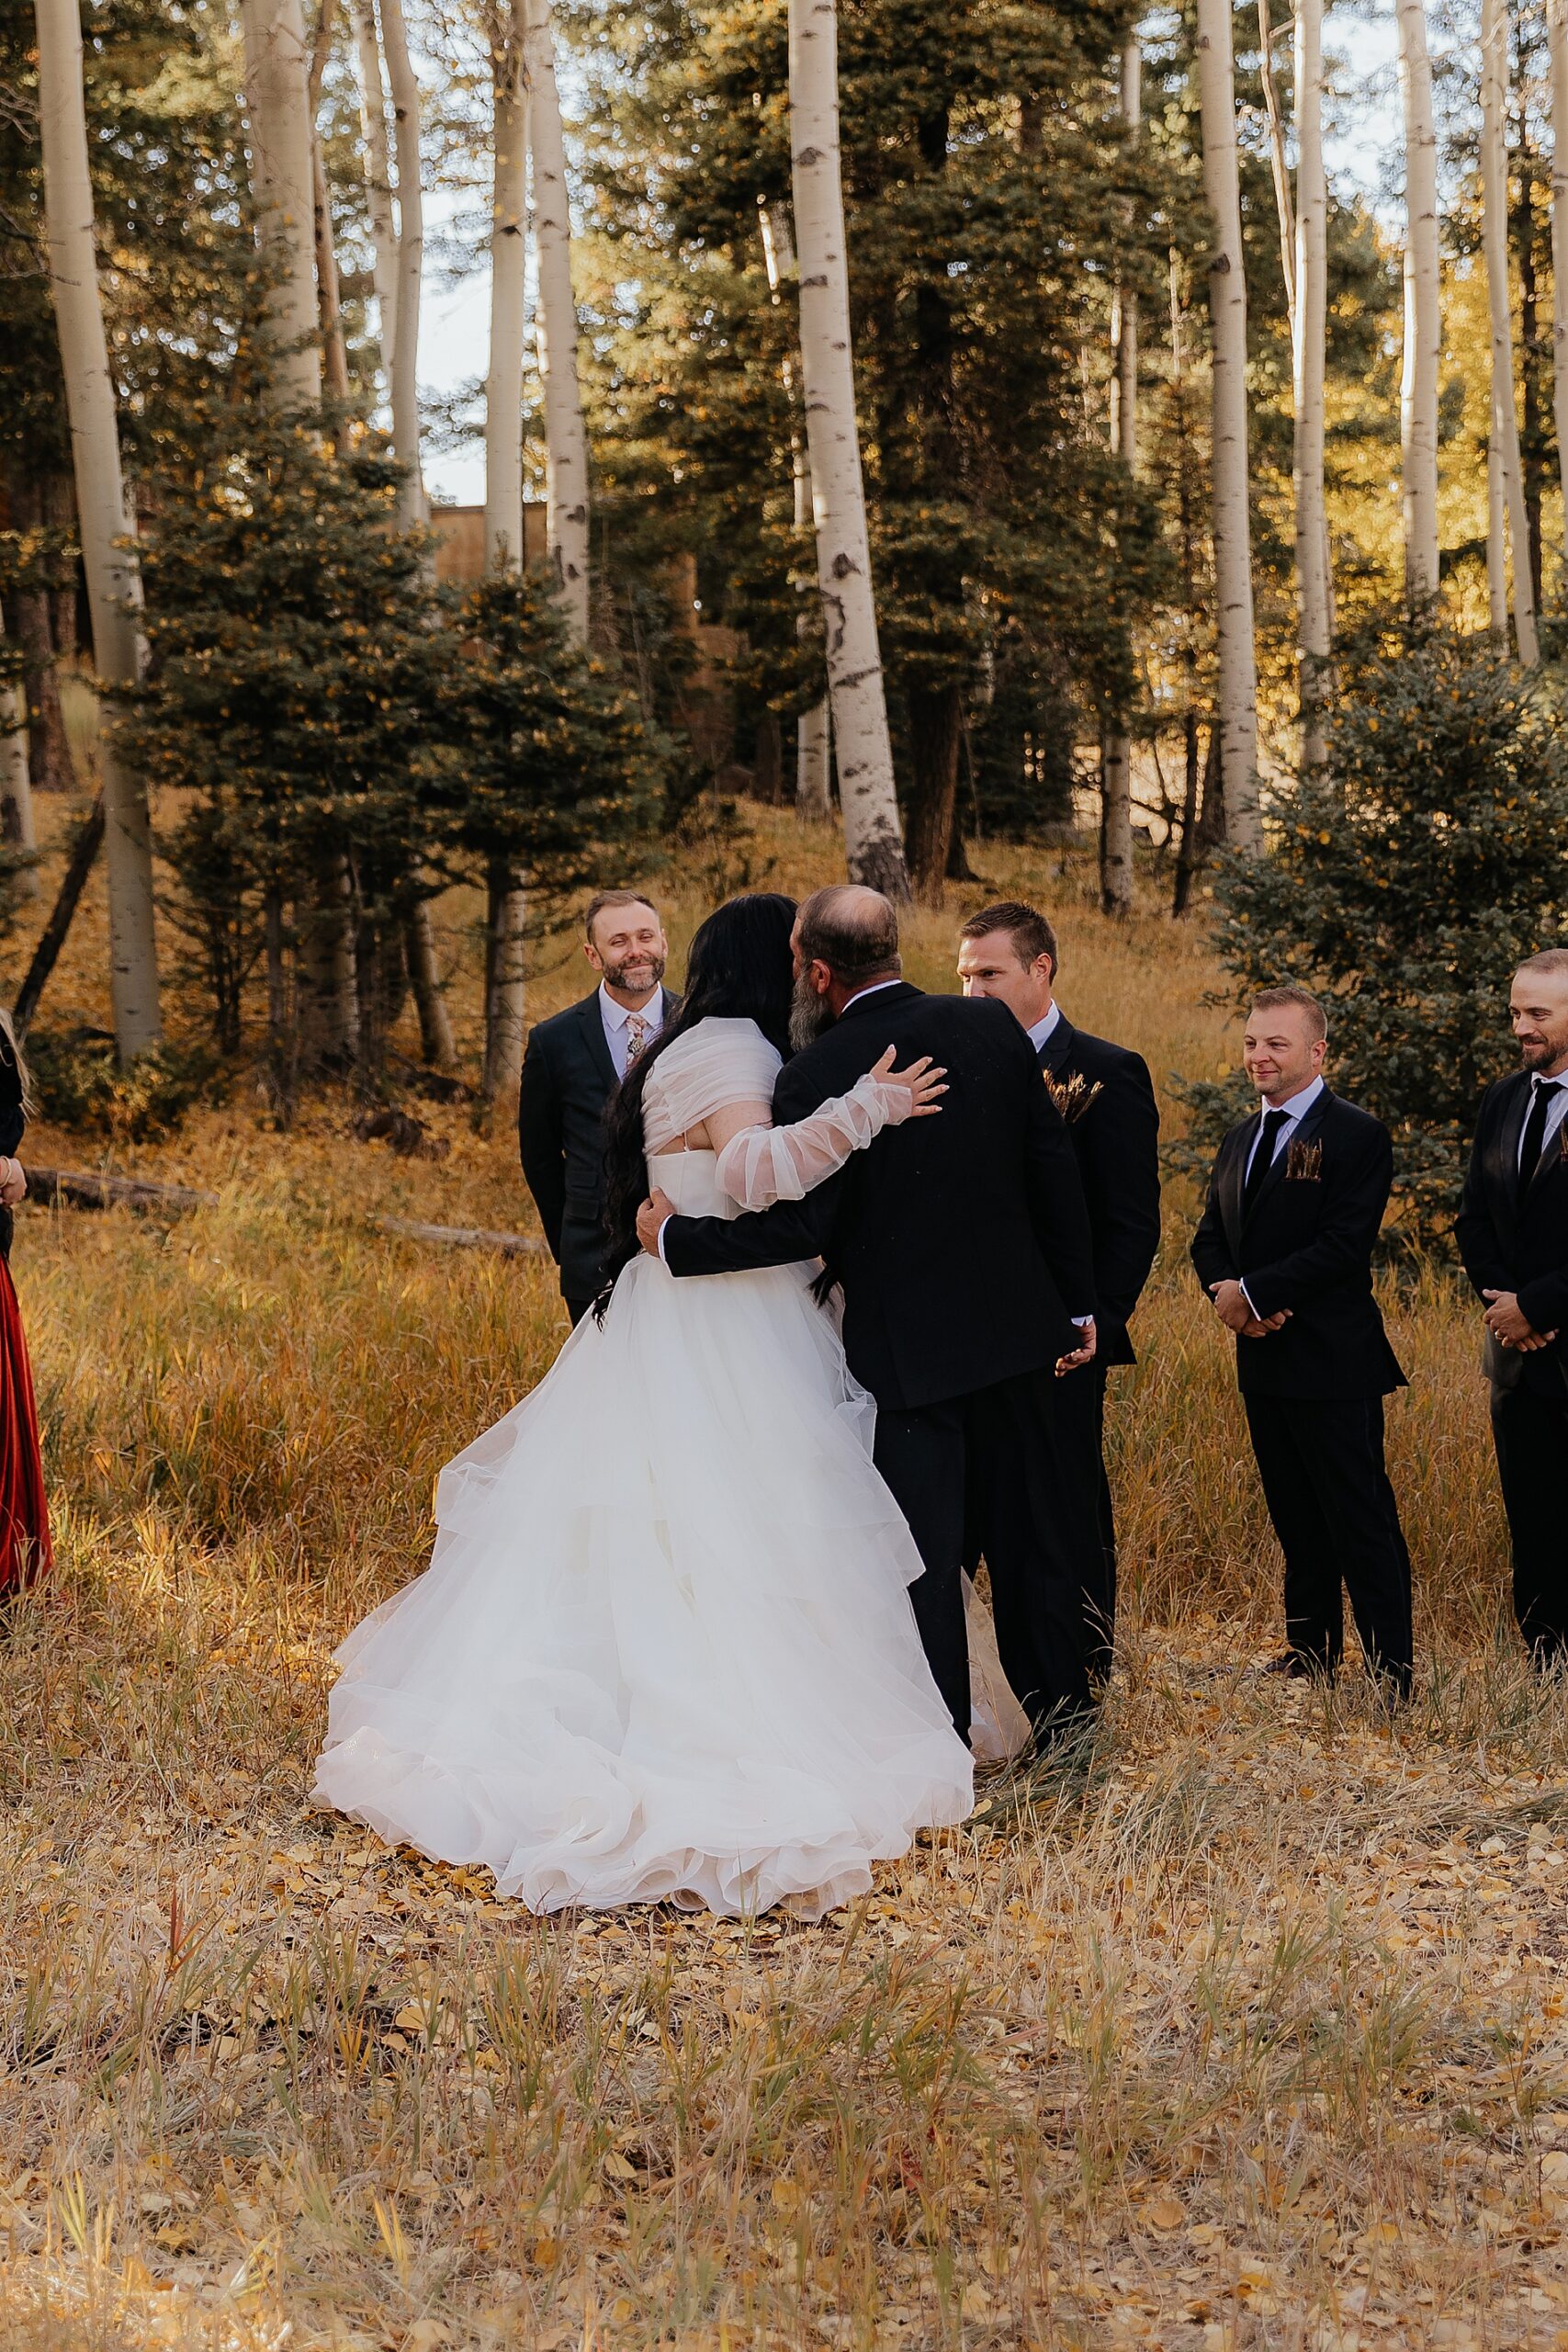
584, 889, 659, 944
1250, 983, 1327, 1042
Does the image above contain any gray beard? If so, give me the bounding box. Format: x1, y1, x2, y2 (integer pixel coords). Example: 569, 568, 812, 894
789, 975, 835, 1054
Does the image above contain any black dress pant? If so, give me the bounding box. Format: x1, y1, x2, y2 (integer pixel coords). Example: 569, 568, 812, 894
1243, 1392, 1414, 1691
1490, 1383, 1568, 1661
1088, 1363, 1116, 1678
565, 1295, 593, 1329
874, 1365, 1101, 1745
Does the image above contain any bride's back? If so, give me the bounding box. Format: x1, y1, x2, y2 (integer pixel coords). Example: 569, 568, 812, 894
642, 1016, 782, 1159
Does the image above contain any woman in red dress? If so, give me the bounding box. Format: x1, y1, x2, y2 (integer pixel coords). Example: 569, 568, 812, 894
0, 1016, 50, 1593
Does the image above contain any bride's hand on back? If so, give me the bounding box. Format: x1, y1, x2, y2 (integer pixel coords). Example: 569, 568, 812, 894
871, 1046, 947, 1119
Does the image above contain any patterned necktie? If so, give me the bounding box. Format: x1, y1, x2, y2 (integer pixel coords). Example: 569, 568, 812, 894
1243, 1108, 1291, 1215
624, 1014, 649, 1069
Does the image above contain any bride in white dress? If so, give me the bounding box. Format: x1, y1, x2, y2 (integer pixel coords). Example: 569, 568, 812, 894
313, 893, 976, 1919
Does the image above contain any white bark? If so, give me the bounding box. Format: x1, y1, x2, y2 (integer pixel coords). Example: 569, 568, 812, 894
1395, 0, 1441, 601
0, 611, 37, 870
1549, 0, 1568, 548
485, 34, 528, 570
1256, 0, 1296, 319
240, 0, 322, 409
348, 0, 398, 380
1293, 0, 1330, 770
1195, 0, 1260, 850
1481, 0, 1540, 663
307, 0, 351, 408
34, 0, 162, 1057
482, 21, 528, 1109
760, 202, 832, 822
525, 0, 591, 640
378, 0, 426, 529
789, 0, 908, 897
1101, 32, 1138, 916
1487, 428, 1509, 635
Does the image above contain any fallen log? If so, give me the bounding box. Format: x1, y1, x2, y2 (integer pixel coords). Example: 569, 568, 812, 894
375, 1216, 547, 1258
24, 1166, 219, 1214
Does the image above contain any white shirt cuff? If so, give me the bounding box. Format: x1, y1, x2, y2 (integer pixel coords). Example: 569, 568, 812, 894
656, 1216, 671, 1265
1071, 1315, 1092, 1328
1238, 1279, 1257, 1317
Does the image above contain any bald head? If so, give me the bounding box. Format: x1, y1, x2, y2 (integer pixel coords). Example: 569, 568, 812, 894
795, 885, 901, 987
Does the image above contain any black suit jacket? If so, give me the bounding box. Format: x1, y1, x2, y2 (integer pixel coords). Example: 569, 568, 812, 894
660, 983, 1097, 1413
1456, 1069, 1568, 1400
1039, 1011, 1160, 1368
1190, 1087, 1405, 1400
0, 1042, 23, 1263
517, 986, 679, 1303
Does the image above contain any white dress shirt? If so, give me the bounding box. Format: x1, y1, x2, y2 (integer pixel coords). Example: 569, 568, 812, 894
600, 982, 665, 1080
1027, 1001, 1062, 1056
1519, 1070, 1568, 1168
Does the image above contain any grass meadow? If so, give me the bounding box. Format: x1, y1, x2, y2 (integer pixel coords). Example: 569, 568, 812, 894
0, 789, 1562, 2347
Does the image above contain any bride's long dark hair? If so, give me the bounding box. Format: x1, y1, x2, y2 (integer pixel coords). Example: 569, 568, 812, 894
596, 891, 797, 1315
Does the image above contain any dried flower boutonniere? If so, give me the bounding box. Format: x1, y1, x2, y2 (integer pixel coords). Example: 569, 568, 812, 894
1285, 1136, 1324, 1182
1043, 1069, 1104, 1125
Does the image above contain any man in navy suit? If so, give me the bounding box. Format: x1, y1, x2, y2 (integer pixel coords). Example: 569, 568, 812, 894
1191, 985, 1413, 1696
518, 891, 680, 1322
1457, 949, 1568, 1662
956, 900, 1160, 1669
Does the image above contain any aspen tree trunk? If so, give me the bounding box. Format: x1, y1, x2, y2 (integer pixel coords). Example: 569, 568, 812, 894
1195, 0, 1261, 850
348, 0, 398, 379
1487, 433, 1509, 635
1293, 0, 1330, 770
1481, 0, 1540, 662
1548, 0, 1568, 546
481, 17, 528, 1112
759, 202, 832, 822
1395, 0, 1441, 602
525, 0, 591, 639
789, 0, 908, 898
0, 631, 36, 868
34, 0, 162, 1058
378, 0, 426, 530
240, 0, 322, 408
307, 0, 352, 407
1256, 0, 1297, 314
1100, 30, 1138, 917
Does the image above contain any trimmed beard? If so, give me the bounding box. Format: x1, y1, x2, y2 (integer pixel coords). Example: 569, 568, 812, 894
601, 952, 667, 994
789, 973, 836, 1053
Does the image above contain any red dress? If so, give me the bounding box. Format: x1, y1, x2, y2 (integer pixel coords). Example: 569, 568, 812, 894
0, 1249, 50, 1592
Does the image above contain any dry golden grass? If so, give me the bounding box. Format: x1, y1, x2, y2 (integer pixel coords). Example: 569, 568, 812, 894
0, 796, 1560, 2348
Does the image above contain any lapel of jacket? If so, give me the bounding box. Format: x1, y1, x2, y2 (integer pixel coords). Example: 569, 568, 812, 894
1037, 1012, 1076, 1077
1242, 1087, 1333, 1228
577, 990, 618, 1093
1217, 1120, 1251, 1261
1520, 1080, 1568, 1201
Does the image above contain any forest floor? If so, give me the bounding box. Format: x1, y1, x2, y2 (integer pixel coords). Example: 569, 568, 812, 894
0, 792, 1562, 2348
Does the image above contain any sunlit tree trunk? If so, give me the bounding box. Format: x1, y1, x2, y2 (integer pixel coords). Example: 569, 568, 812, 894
34, 0, 162, 1059
789, 0, 908, 898
348, 0, 398, 383
525, 0, 591, 640
1549, 0, 1568, 559
308, 0, 351, 407
1293, 0, 1330, 769
481, 13, 528, 1111
1195, 0, 1260, 850
759, 202, 832, 822
1395, 0, 1441, 603
1100, 30, 1139, 916
0, 616, 36, 872
378, 0, 426, 531
1481, 0, 1540, 662
240, 0, 322, 409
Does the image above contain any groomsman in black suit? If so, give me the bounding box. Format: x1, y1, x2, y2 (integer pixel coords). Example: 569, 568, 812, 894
518, 891, 679, 1323
1190, 985, 1413, 1695
1456, 949, 1568, 1663
956, 899, 1160, 1663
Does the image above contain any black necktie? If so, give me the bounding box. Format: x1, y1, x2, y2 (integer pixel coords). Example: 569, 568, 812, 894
1518, 1077, 1561, 1187
1243, 1108, 1291, 1214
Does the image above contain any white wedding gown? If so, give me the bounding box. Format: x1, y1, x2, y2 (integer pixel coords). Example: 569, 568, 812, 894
312, 1016, 976, 1919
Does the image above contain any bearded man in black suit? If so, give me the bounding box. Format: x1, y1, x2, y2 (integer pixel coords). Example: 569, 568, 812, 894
1456, 948, 1568, 1663
518, 890, 680, 1323
637, 885, 1105, 1755
1191, 984, 1413, 1697
956, 899, 1160, 1668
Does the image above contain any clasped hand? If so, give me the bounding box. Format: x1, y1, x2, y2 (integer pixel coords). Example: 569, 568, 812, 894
1483, 1288, 1559, 1351
1208, 1276, 1291, 1340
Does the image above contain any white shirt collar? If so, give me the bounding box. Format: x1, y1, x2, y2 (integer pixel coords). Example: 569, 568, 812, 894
840, 978, 904, 1009
1027, 1001, 1062, 1054
1257, 1073, 1325, 1123
598, 982, 662, 1034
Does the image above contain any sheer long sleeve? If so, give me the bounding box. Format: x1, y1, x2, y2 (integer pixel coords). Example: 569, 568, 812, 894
715, 1071, 913, 1210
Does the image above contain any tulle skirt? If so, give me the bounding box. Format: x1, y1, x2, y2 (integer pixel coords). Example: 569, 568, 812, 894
312, 1253, 975, 1918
